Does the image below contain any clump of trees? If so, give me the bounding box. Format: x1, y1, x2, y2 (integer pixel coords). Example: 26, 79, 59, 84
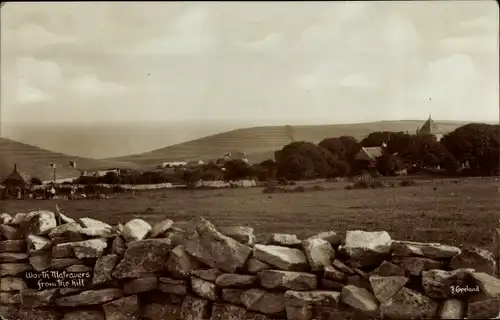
270, 123, 499, 180
73, 123, 499, 186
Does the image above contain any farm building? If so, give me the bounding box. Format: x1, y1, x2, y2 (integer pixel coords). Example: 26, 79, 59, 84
1, 164, 28, 188
0, 164, 29, 199
416, 114, 444, 141
354, 146, 383, 174
222, 152, 249, 163
355, 147, 383, 162
159, 161, 188, 169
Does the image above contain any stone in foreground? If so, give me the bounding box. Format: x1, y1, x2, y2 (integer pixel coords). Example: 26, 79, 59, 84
124, 276, 158, 294
102, 294, 140, 320
380, 287, 439, 320
185, 218, 252, 273
369, 275, 408, 303
241, 289, 285, 315
112, 239, 172, 278
68, 238, 107, 259
93, 254, 120, 285
166, 244, 201, 279
343, 230, 392, 267
247, 258, 272, 274
180, 295, 209, 320
284, 290, 341, 320
218, 226, 256, 247
439, 299, 465, 319
55, 288, 124, 307
62, 310, 105, 320
471, 272, 500, 298
392, 256, 443, 276
258, 270, 317, 291
192, 268, 222, 282
391, 240, 461, 259
341, 285, 379, 313
191, 277, 219, 301
305, 231, 342, 246
23, 210, 57, 236
301, 238, 335, 272
148, 219, 174, 238
215, 273, 257, 288
254, 244, 309, 271
122, 219, 152, 242
450, 247, 496, 275
210, 303, 247, 320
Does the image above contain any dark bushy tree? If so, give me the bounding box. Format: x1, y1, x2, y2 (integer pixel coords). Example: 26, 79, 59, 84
30, 177, 43, 185
224, 160, 254, 181
441, 123, 499, 175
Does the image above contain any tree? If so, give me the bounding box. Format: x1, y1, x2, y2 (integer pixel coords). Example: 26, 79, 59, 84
441, 123, 499, 175
275, 141, 348, 180
361, 131, 393, 148
338, 136, 361, 163
99, 172, 121, 184
224, 160, 254, 181
30, 177, 43, 185
376, 151, 405, 176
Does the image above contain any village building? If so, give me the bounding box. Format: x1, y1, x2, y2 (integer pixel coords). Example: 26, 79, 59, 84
159, 161, 188, 169
354, 146, 383, 163
222, 152, 248, 163
416, 114, 444, 141
0, 164, 28, 199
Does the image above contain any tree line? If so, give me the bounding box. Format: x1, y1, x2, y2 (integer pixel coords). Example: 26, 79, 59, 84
70, 122, 499, 186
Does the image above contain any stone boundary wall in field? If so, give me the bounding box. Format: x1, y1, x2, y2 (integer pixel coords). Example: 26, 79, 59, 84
1, 210, 499, 320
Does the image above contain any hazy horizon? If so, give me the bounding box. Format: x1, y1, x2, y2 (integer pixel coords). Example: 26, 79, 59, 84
1, 1, 499, 158
1, 118, 486, 159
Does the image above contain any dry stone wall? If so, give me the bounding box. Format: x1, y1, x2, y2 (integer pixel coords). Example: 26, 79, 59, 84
0, 210, 499, 320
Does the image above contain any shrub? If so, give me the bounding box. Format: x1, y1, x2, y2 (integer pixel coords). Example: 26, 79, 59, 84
30, 177, 43, 185
353, 180, 370, 189
400, 179, 417, 187
369, 180, 385, 189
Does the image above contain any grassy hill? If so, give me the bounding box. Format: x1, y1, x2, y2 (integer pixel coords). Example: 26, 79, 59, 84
0, 137, 140, 182
108, 120, 469, 167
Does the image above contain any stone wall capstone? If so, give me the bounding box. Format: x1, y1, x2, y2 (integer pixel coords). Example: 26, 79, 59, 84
0, 210, 499, 320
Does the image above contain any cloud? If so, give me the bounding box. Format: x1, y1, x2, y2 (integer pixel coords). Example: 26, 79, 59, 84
67, 75, 129, 97
15, 57, 64, 90
16, 79, 52, 104
129, 6, 218, 55
338, 73, 379, 89
438, 36, 498, 53
238, 33, 284, 50
2, 24, 77, 52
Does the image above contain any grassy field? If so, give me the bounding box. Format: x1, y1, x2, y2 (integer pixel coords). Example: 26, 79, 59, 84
1, 177, 498, 250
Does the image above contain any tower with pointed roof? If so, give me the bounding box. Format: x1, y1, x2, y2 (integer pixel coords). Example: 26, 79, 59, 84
416, 113, 443, 141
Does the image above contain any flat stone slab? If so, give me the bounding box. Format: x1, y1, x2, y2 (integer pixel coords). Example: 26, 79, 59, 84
254, 244, 309, 271
391, 240, 461, 259
258, 270, 317, 291
55, 288, 124, 307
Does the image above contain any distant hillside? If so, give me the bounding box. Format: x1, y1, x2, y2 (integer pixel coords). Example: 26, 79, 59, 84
0, 138, 139, 182
108, 120, 469, 167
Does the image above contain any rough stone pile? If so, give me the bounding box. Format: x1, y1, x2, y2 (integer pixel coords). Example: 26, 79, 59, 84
1, 210, 499, 320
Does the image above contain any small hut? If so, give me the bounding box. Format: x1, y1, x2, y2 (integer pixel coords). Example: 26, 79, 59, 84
1, 164, 28, 199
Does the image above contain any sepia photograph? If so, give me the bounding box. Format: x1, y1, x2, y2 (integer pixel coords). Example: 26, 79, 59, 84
0, 1, 499, 319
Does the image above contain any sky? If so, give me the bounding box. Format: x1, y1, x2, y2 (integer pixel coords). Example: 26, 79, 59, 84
1, 1, 499, 126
